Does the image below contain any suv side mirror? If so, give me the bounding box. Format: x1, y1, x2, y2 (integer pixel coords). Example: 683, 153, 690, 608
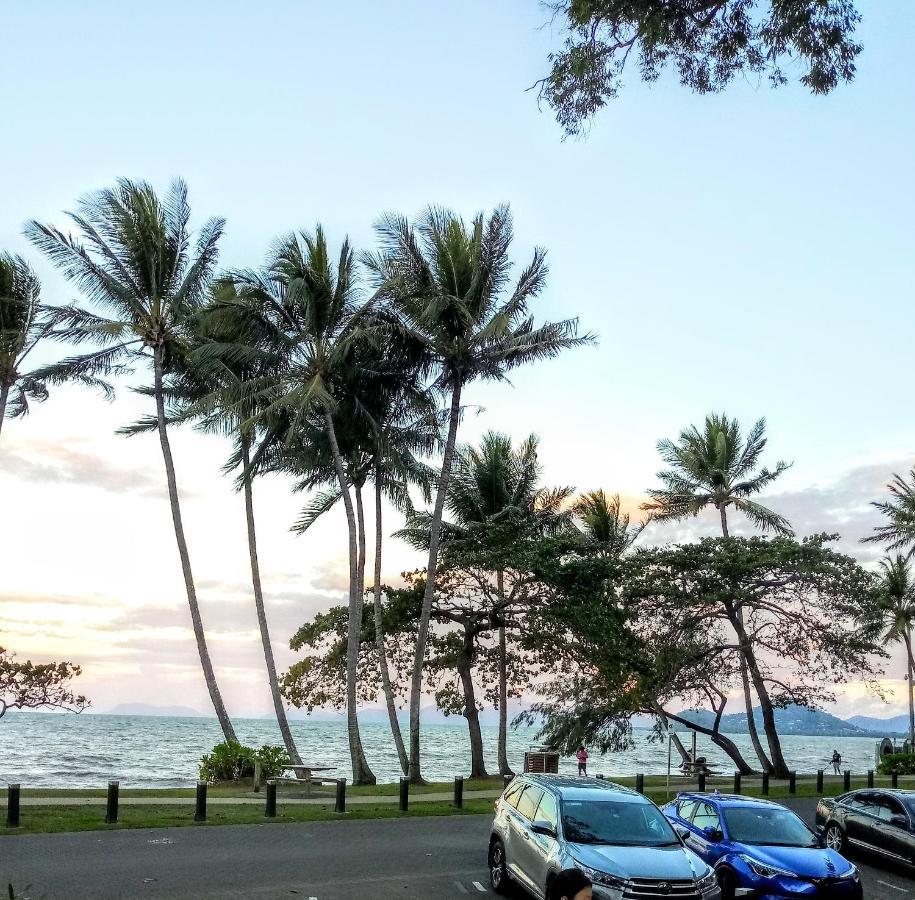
703, 826, 723, 842
531, 820, 557, 839
890, 814, 909, 830
676, 827, 691, 842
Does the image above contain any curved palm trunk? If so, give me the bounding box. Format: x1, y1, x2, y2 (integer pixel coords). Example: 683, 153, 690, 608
408, 384, 463, 784
323, 411, 376, 785
904, 629, 915, 749
496, 569, 513, 776
663, 708, 756, 775
652, 703, 690, 764
373, 472, 409, 775
242, 439, 302, 766
459, 626, 488, 778
154, 353, 236, 744
0, 382, 9, 441
720, 506, 772, 772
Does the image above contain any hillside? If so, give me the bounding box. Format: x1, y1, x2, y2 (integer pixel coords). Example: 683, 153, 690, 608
676, 705, 874, 738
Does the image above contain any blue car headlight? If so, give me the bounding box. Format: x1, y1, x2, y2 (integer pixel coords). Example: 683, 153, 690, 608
575, 861, 626, 890
738, 854, 798, 879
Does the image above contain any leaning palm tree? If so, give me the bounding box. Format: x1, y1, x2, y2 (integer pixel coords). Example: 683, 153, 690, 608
25, 179, 238, 743
862, 469, 915, 559
642, 413, 791, 775
365, 206, 592, 781
0, 253, 112, 441
876, 555, 915, 748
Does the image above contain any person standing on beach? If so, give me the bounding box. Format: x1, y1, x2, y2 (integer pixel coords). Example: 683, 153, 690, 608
576, 745, 589, 776
831, 750, 842, 775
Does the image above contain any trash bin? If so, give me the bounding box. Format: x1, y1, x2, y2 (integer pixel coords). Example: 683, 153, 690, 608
524, 746, 560, 774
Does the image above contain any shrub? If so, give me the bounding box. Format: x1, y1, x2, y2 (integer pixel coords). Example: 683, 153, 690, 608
877, 752, 915, 775
199, 742, 290, 784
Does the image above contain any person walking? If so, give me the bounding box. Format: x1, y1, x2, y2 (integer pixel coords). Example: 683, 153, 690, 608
831, 750, 842, 775
576, 745, 589, 776
549, 869, 593, 900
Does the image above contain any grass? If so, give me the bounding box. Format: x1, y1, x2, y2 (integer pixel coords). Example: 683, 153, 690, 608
1, 799, 496, 836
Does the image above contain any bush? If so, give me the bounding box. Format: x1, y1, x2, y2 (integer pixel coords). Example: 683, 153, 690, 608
877, 752, 915, 775
199, 742, 290, 784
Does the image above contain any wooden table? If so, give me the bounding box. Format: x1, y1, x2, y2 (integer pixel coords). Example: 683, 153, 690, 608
285, 764, 336, 784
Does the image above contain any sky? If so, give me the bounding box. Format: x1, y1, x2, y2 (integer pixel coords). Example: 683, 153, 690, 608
1, 1, 913, 721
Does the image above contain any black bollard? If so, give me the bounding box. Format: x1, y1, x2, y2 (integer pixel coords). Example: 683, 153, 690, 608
335, 779, 346, 813
789, 772, 796, 794
635, 773, 644, 795
194, 782, 207, 822
105, 780, 119, 824
892, 771, 899, 789
454, 776, 464, 809
733, 772, 741, 794
698, 772, 706, 792
867, 769, 874, 788
6, 784, 20, 829
762, 772, 769, 796
816, 770, 824, 794
843, 770, 851, 792
265, 779, 277, 817
399, 777, 409, 812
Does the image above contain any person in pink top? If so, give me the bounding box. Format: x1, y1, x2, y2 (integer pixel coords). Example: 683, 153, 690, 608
576, 745, 588, 776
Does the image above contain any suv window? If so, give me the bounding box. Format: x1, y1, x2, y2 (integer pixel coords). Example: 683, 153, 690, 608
535, 791, 559, 829
516, 786, 544, 821
692, 802, 721, 832
503, 782, 524, 809
678, 800, 699, 821
875, 795, 908, 825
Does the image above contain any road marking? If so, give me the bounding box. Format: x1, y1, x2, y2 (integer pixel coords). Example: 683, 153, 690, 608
877, 882, 908, 894
454, 881, 468, 894
472, 882, 487, 893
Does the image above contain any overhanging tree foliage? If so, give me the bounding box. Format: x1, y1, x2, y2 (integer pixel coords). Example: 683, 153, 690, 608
0, 646, 89, 720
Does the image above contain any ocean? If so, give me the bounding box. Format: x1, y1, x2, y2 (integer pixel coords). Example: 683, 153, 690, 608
0, 713, 892, 789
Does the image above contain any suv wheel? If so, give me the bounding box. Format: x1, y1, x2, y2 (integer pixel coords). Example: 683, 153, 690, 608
824, 823, 846, 854
489, 838, 511, 895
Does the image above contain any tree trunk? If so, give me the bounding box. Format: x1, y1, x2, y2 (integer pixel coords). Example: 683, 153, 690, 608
905, 629, 915, 749
242, 438, 302, 766
652, 703, 690, 764
0, 382, 9, 441
153, 352, 236, 743
373, 471, 409, 775
496, 569, 513, 776
720, 505, 772, 772
323, 411, 375, 785
458, 628, 488, 778
663, 709, 756, 775
408, 384, 463, 783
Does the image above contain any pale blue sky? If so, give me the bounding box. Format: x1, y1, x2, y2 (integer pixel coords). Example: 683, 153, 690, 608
1, 2, 913, 715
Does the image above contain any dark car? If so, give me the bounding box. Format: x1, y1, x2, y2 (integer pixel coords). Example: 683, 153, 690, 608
816, 789, 915, 867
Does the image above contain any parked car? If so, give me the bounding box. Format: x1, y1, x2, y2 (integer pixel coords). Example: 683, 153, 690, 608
489, 774, 720, 900
662, 791, 860, 900
816, 789, 915, 868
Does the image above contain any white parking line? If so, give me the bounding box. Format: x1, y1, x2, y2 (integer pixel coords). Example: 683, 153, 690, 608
877, 881, 909, 894
472, 882, 487, 893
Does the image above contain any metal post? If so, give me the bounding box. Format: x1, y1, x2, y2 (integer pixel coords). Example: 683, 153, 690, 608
265, 779, 277, 817
816, 770, 824, 794
105, 780, 119, 824
733, 772, 741, 794
892, 771, 899, 789
635, 773, 644, 794
843, 770, 850, 792
254, 758, 262, 793
867, 769, 874, 788
698, 772, 706, 792
789, 771, 796, 794
6, 784, 20, 829
335, 779, 346, 813
762, 772, 769, 796
454, 776, 464, 809
399, 777, 409, 812
195, 782, 207, 822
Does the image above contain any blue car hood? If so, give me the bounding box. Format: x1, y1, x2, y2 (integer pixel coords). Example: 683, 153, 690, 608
737, 845, 853, 878
570, 843, 707, 880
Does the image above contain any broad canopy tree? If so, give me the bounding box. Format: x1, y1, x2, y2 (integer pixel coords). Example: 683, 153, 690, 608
0, 645, 89, 720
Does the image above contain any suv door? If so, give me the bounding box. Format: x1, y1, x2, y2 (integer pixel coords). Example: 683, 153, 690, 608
526, 790, 561, 894
685, 801, 723, 862
508, 785, 545, 894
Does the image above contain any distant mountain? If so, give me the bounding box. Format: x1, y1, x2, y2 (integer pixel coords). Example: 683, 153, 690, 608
846, 714, 910, 736
104, 703, 205, 718
675, 704, 874, 738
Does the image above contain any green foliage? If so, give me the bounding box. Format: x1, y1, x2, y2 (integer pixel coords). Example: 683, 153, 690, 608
199, 742, 289, 784
877, 752, 915, 775
541, 0, 862, 135
863, 468, 915, 558
0, 646, 89, 720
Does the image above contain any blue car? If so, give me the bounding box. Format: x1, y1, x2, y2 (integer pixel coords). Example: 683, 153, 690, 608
661, 792, 861, 900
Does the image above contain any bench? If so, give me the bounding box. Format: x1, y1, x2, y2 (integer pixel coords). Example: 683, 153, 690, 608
254, 762, 336, 793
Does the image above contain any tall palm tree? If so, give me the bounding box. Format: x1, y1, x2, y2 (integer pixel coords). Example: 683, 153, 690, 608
365, 205, 592, 782
25, 179, 238, 743
642, 413, 791, 775
862, 469, 915, 559
574, 490, 646, 557
0, 253, 112, 440
876, 555, 915, 748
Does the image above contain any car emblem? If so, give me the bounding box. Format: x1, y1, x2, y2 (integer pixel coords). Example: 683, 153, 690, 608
658, 883, 672, 894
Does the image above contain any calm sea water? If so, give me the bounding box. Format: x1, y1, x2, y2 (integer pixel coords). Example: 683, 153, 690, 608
0, 713, 890, 788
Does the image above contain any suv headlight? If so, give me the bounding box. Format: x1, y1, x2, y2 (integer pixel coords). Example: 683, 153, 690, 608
575, 861, 626, 890
738, 854, 797, 879
696, 869, 718, 893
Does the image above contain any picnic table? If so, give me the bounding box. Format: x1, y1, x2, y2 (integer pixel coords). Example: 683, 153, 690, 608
679, 758, 721, 777
284, 764, 336, 785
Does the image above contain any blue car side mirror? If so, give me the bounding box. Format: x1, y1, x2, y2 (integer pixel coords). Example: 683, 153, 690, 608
703, 826, 723, 841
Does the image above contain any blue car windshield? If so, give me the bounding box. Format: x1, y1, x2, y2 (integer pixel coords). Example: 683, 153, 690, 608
722, 807, 817, 847
563, 800, 679, 846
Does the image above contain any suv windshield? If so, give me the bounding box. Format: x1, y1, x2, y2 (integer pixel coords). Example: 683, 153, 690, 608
563, 799, 678, 846
722, 807, 817, 847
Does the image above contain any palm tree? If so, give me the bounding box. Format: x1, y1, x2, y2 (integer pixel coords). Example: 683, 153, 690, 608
863, 469, 915, 559
0, 253, 112, 441
642, 413, 792, 775
365, 205, 592, 782
25, 179, 238, 743
876, 555, 915, 748
573, 490, 646, 557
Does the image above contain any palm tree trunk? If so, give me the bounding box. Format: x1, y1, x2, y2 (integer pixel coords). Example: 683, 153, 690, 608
373, 471, 409, 775
154, 352, 236, 744
459, 627, 488, 778
323, 411, 376, 785
905, 629, 915, 749
496, 569, 513, 776
662, 709, 756, 775
242, 438, 302, 766
720, 506, 772, 772
652, 703, 690, 764
408, 383, 463, 784
0, 382, 9, 441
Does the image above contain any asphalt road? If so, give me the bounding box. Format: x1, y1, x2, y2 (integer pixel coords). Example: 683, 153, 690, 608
1, 800, 913, 899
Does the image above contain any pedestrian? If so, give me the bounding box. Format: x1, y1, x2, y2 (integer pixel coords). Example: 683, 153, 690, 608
548, 868, 593, 900
576, 745, 588, 776
831, 750, 841, 775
